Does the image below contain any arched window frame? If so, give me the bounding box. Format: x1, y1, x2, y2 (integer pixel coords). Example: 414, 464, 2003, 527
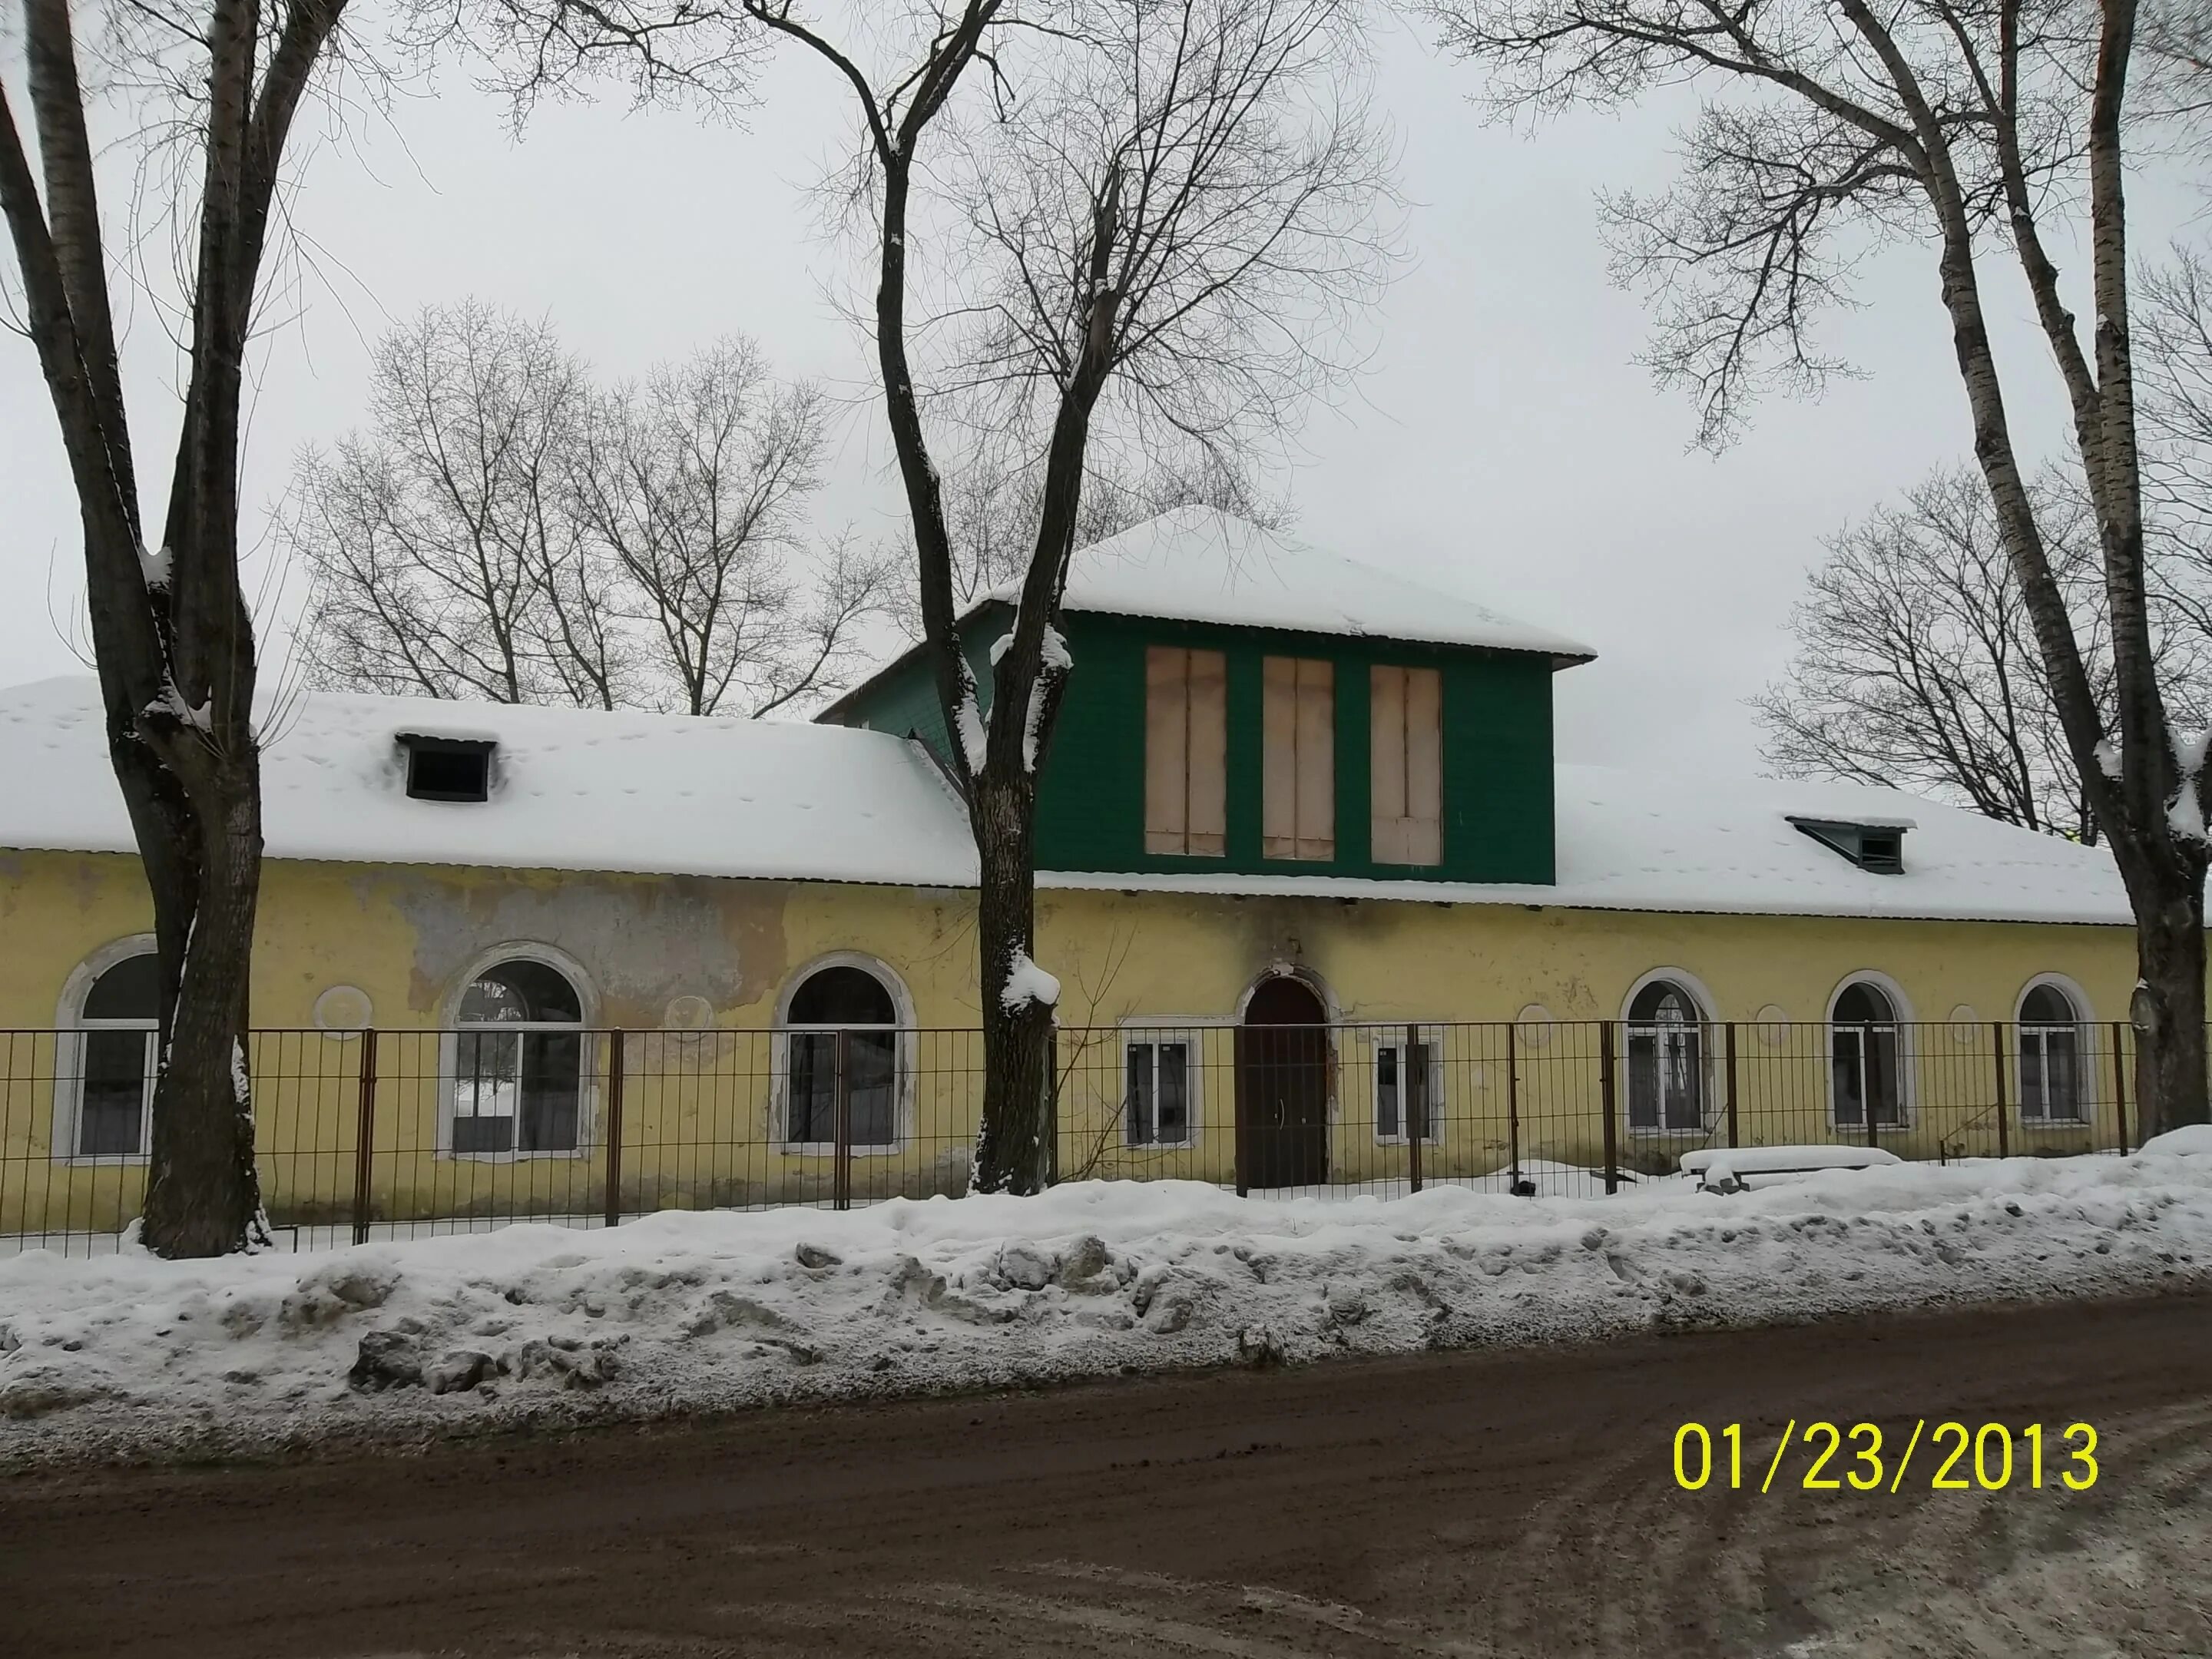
773, 952, 916, 1155
2015, 974, 2094, 1126
1618, 969, 1719, 1137
437, 942, 599, 1161
1825, 971, 1916, 1132
51, 935, 160, 1166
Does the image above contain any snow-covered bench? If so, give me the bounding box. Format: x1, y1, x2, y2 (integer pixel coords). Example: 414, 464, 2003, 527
1680, 1144, 1902, 1194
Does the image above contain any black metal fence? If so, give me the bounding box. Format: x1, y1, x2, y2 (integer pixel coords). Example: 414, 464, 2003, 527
0, 1017, 2142, 1256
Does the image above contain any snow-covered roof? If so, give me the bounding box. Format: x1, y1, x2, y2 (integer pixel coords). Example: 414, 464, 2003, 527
0, 677, 2131, 925
982, 507, 1597, 662
1052, 767, 2132, 926
0, 677, 975, 888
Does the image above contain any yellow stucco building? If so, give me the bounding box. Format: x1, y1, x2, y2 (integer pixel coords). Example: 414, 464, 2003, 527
0, 515, 2152, 1242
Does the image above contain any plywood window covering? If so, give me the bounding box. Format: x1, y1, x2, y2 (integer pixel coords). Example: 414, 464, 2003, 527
1369, 664, 1442, 866
1144, 647, 1227, 856
1262, 656, 1336, 860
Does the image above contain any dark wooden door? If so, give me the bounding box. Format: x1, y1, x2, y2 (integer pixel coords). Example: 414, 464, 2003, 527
1236, 976, 1330, 1190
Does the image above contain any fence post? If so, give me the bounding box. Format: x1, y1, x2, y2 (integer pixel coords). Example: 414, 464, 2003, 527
1405, 1022, 1425, 1196
1045, 1025, 1060, 1187
1991, 1022, 2010, 1160
1600, 1019, 1619, 1196
350, 1028, 379, 1248
1505, 1022, 1523, 1194
833, 1026, 853, 1211
1233, 1028, 1250, 1197
1724, 1022, 1740, 1151
2113, 1020, 2131, 1154
603, 1029, 626, 1230
1866, 1031, 1882, 1151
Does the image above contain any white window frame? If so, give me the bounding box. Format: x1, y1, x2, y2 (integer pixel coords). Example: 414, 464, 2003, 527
773, 952, 916, 1156
1119, 1024, 1207, 1149
1371, 1025, 1444, 1146
438, 943, 598, 1162
50, 934, 160, 1167
2015, 974, 2094, 1126
1826, 971, 1916, 1132
1620, 969, 1718, 1137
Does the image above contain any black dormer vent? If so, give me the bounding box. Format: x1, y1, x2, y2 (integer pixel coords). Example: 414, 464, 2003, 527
1788, 815, 1911, 874
397, 733, 496, 803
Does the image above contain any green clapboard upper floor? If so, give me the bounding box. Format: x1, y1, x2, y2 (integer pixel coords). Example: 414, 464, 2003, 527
819, 508, 1597, 885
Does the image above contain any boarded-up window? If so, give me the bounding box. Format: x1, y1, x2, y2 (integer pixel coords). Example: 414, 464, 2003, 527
1263, 657, 1335, 860
1144, 647, 1227, 856
1370, 665, 1442, 866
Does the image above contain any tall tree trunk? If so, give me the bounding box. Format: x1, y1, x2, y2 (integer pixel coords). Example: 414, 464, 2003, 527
2132, 875, 2209, 1135
141, 749, 267, 1254
969, 769, 1052, 1193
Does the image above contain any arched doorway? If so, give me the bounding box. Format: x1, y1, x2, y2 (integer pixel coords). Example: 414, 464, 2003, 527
1236, 975, 1330, 1190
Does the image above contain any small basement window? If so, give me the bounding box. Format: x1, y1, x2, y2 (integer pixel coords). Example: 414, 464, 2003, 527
1788, 816, 1912, 874
399, 733, 496, 803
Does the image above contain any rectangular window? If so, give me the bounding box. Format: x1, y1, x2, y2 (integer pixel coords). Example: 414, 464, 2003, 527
1376, 1036, 1441, 1143
1144, 647, 1227, 856
2020, 1026, 2084, 1123
1125, 1038, 1193, 1146
1370, 665, 1442, 866
1263, 656, 1335, 860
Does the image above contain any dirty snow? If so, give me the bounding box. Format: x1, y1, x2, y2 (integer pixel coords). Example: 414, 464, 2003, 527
2, 1151, 2208, 1467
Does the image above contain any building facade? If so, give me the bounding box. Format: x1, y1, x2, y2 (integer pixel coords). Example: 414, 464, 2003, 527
0, 512, 2152, 1237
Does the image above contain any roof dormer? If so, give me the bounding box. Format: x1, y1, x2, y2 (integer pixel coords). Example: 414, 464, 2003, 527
1788, 814, 1912, 874
397, 733, 497, 803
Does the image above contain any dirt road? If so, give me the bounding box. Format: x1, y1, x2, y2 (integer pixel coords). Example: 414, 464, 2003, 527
7, 1292, 2211, 1658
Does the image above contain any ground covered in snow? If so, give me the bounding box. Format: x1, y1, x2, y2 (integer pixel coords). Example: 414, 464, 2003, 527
4, 1144, 2210, 1468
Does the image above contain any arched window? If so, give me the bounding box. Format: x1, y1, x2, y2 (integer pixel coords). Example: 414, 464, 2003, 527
452, 957, 584, 1154
2018, 981, 2088, 1123
1626, 978, 1707, 1132
1831, 979, 1906, 1130
68, 949, 159, 1158
783, 963, 901, 1148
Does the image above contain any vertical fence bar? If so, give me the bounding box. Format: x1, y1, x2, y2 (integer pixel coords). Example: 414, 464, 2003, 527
1866, 1035, 1882, 1151
350, 1028, 379, 1247
1505, 1022, 1522, 1194
1600, 1018, 1619, 1196
2114, 1021, 2131, 1154
603, 1028, 626, 1230
1724, 1022, 1740, 1150
1405, 1022, 1424, 1196
1233, 1028, 1250, 1198
833, 1026, 853, 1211
1991, 1022, 2010, 1159
1045, 1026, 1061, 1187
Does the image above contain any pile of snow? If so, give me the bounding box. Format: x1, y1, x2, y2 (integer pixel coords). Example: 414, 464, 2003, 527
4, 1149, 2209, 1467
2141, 1124, 2212, 1157
1682, 1144, 1902, 1193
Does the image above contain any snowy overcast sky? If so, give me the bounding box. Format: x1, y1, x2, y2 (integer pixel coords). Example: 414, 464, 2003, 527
2, 10, 2196, 777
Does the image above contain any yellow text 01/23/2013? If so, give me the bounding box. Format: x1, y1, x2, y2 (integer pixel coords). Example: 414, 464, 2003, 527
1671, 1421, 2101, 1494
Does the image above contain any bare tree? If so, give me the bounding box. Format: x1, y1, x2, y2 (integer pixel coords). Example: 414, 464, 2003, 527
1426, 0, 2212, 1134
1757, 467, 2124, 842
293, 302, 607, 703
747, 0, 1396, 1190
1, 0, 359, 1255
0, 0, 757, 1256
2134, 243, 2212, 638
290, 303, 885, 715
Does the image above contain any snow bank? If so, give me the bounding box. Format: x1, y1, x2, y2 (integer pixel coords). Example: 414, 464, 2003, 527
3, 1151, 2208, 1468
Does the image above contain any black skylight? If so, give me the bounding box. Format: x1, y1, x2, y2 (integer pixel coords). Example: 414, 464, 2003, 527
1788, 816, 1908, 874
397, 733, 496, 803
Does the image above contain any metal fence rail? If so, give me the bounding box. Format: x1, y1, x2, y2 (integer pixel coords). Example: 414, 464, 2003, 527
0, 1018, 2141, 1256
